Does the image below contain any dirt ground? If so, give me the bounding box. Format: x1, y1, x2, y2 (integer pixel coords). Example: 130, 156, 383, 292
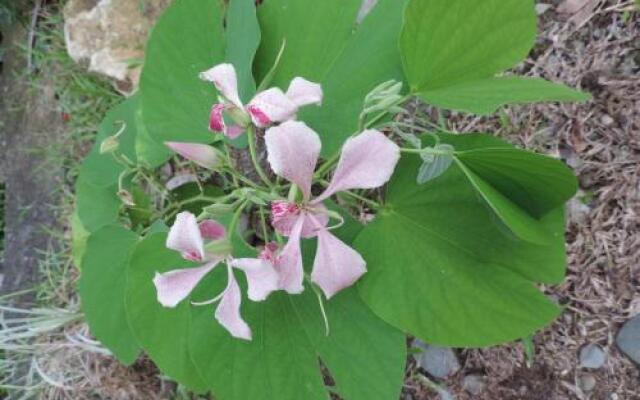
1, 0, 639, 399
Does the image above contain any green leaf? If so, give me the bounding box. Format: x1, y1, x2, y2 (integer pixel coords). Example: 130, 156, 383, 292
453, 147, 577, 244
402, 0, 536, 91
80, 225, 140, 364
254, 0, 362, 86
75, 175, 120, 232
401, 0, 587, 113
126, 234, 208, 392
417, 144, 454, 184
226, 0, 261, 102
418, 77, 591, 115
71, 211, 89, 269
127, 213, 405, 398
141, 0, 225, 144
135, 103, 172, 168
257, 0, 408, 157
355, 134, 567, 347
455, 147, 578, 218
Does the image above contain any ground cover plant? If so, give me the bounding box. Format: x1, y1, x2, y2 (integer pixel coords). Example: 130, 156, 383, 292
72, 0, 592, 398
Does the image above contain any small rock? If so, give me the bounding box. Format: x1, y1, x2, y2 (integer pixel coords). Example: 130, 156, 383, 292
616, 314, 640, 364
567, 197, 591, 223
463, 374, 486, 395
601, 114, 614, 126
578, 373, 597, 392
535, 3, 552, 15
579, 344, 607, 369
413, 340, 460, 379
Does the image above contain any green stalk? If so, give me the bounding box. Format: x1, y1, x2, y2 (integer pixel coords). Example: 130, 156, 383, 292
246, 125, 273, 188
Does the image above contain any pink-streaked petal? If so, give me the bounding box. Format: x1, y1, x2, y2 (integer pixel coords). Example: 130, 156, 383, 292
215, 267, 252, 340
199, 63, 243, 109
209, 104, 226, 133
314, 130, 400, 203
286, 77, 323, 107
265, 121, 321, 200
165, 142, 221, 170
231, 258, 280, 302
226, 125, 245, 139
275, 215, 305, 294
247, 88, 298, 127
199, 220, 226, 241
271, 202, 328, 238
153, 261, 219, 308
166, 212, 205, 261
311, 227, 366, 299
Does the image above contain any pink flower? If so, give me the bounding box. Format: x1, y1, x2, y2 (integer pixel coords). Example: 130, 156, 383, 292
152, 212, 279, 340
165, 142, 221, 170
264, 121, 401, 298
200, 64, 322, 138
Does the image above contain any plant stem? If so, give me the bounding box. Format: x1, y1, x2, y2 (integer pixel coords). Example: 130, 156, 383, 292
228, 200, 249, 241
247, 125, 273, 188
340, 190, 381, 209
400, 147, 453, 156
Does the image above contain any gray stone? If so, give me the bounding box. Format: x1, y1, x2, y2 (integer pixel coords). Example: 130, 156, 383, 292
413, 340, 460, 379
63, 0, 170, 93
617, 314, 640, 365
579, 344, 607, 369
578, 373, 597, 392
463, 374, 486, 395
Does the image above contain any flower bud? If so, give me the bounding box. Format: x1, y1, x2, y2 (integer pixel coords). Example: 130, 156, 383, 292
165, 142, 223, 170
203, 203, 235, 217
117, 189, 136, 207
100, 135, 120, 154
204, 239, 233, 256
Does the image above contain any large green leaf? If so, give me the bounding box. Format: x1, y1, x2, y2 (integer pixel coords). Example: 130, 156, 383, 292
126, 234, 208, 392
401, 0, 536, 91
401, 0, 588, 113
79, 226, 140, 364
419, 77, 591, 115
355, 134, 568, 347
126, 219, 405, 398
226, 0, 261, 102
75, 175, 120, 232
257, 0, 408, 157
140, 0, 225, 144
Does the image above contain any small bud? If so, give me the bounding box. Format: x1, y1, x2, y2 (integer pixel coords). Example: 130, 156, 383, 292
226, 106, 251, 128
100, 135, 120, 154
165, 142, 223, 170
117, 189, 136, 207
204, 239, 233, 256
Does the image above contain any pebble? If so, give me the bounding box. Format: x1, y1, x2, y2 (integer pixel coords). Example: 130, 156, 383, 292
578, 373, 597, 392
616, 314, 640, 364
463, 374, 486, 395
579, 344, 607, 369
413, 340, 460, 379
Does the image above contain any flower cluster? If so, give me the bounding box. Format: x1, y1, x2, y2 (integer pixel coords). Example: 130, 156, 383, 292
154, 63, 400, 340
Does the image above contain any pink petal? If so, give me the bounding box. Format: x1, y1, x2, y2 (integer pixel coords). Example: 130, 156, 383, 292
199, 220, 226, 241
166, 212, 205, 261
165, 142, 221, 170
275, 215, 305, 294
247, 88, 298, 127
226, 125, 245, 139
153, 261, 219, 308
209, 104, 226, 133
311, 226, 367, 299
215, 266, 252, 340
271, 202, 328, 238
286, 77, 323, 107
265, 121, 321, 200
199, 63, 243, 109
314, 130, 400, 203
231, 258, 280, 302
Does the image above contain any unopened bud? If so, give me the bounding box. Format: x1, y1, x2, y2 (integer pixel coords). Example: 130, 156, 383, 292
165, 142, 223, 170
117, 189, 136, 207
204, 239, 233, 256
203, 203, 235, 217
100, 135, 120, 154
